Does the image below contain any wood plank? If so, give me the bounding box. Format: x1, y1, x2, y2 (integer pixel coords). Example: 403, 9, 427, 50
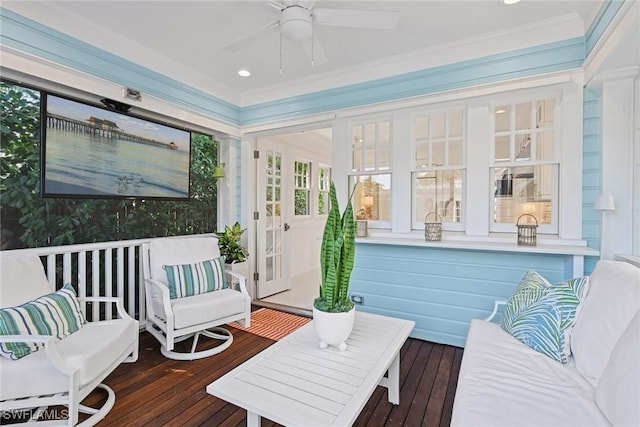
55, 314, 463, 427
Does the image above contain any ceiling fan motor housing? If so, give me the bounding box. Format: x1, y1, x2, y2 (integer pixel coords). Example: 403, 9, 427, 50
280, 5, 313, 40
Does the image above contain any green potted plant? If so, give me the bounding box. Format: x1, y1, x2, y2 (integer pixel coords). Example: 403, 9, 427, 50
313, 182, 357, 351
216, 222, 250, 278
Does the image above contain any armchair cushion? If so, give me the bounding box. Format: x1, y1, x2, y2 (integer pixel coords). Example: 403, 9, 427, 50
163, 256, 227, 299
171, 288, 247, 329
0, 317, 137, 401
0, 283, 85, 360
500, 270, 589, 364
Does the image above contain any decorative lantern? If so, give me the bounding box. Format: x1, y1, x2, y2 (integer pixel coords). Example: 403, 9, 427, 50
355, 220, 368, 238
424, 212, 442, 242
516, 214, 538, 246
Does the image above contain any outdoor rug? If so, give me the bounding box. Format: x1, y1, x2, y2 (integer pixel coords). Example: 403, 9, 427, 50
229, 308, 311, 341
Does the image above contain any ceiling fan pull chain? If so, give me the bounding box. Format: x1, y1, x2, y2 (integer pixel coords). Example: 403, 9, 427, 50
279, 29, 283, 75
311, 18, 314, 67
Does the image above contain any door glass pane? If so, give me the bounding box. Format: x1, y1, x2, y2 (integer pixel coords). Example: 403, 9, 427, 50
266, 257, 273, 281
266, 230, 274, 254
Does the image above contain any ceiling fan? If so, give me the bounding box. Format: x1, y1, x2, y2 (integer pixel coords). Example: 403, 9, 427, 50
222, 0, 401, 67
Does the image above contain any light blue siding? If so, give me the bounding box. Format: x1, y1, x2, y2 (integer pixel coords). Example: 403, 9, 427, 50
349, 243, 566, 347
582, 88, 601, 275
585, 0, 626, 56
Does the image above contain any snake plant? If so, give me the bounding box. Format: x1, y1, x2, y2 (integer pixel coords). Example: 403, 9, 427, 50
314, 182, 356, 313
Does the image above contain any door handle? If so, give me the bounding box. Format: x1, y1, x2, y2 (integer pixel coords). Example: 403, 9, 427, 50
284, 223, 290, 231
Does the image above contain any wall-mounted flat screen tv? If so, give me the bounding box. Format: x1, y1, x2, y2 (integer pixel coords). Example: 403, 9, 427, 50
41, 93, 191, 200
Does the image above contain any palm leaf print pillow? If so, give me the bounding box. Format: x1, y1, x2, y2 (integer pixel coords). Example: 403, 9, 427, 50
500, 270, 589, 364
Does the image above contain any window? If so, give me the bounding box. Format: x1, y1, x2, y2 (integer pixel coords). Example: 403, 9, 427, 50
350, 119, 391, 226
412, 110, 465, 230
293, 160, 311, 216
491, 98, 558, 233
318, 165, 331, 215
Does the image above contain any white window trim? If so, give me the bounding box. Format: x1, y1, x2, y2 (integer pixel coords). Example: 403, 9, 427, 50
333, 76, 585, 244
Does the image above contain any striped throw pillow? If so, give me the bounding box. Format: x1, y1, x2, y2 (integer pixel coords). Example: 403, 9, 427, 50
0, 283, 86, 360
500, 270, 589, 364
162, 257, 227, 299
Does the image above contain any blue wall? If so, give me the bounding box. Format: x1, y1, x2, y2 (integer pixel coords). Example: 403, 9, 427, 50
349, 243, 568, 347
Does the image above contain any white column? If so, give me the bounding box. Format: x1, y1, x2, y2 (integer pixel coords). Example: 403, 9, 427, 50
600, 76, 636, 260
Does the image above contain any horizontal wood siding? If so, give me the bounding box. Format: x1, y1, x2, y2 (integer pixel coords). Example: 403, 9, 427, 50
349, 243, 565, 347
583, 87, 601, 275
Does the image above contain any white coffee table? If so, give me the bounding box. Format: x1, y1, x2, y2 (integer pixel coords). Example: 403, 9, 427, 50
207, 311, 415, 426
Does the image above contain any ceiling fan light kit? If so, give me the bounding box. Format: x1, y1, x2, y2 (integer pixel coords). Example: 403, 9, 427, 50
280, 5, 313, 40
222, 1, 401, 70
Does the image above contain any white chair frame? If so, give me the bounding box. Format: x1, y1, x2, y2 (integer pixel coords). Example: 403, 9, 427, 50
141, 238, 251, 361
0, 255, 139, 426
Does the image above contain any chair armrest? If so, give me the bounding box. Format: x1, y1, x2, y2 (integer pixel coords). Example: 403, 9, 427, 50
0, 335, 76, 376
82, 296, 135, 322
226, 271, 250, 297
484, 299, 507, 322
144, 277, 173, 320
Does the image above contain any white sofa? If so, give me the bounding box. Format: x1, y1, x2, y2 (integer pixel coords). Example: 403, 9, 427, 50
451, 260, 640, 427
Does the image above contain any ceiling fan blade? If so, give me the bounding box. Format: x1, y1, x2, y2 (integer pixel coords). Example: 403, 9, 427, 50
300, 34, 328, 67
221, 19, 279, 52
314, 8, 400, 30
298, 0, 317, 9
265, 0, 285, 12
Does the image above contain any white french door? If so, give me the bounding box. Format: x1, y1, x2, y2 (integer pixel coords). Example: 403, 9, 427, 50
255, 142, 291, 299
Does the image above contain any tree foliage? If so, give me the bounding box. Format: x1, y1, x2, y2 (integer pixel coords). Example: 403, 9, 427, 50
1, 81, 218, 249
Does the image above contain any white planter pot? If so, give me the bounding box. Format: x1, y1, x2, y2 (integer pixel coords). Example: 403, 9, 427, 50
225, 261, 249, 284
312, 306, 356, 351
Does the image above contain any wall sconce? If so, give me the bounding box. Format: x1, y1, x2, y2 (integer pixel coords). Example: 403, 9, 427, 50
213, 163, 225, 179
593, 194, 615, 259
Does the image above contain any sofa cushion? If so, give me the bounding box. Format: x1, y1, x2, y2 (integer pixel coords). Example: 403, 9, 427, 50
0, 253, 52, 307
163, 257, 227, 299
451, 319, 610, 427
595, 309, 640, 426
0, 284, 86, 360
500, 270, 589, 364
0, 317, 137, 401
571, 260, 640, 385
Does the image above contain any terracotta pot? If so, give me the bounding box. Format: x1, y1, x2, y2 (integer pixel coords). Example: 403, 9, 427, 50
312, 306, 355, 351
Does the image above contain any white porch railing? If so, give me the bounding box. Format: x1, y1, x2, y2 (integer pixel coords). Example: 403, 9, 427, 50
2, 233, 215, 328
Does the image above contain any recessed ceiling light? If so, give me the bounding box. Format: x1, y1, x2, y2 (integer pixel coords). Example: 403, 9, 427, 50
503, 0, 521, 4
238, 69, 251, 77
496, 109, 506, 114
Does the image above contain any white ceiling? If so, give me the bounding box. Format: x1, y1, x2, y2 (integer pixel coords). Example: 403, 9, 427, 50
1, 0, 614, 106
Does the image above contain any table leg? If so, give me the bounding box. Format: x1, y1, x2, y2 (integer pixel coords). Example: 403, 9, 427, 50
247, 411, 261, 427
388, 352, 400, 405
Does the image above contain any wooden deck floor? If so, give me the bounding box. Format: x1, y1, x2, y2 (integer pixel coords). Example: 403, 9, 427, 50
87, 323, 463, 426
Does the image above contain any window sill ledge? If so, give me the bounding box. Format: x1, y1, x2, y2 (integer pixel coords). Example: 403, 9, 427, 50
356, 231, 599, 256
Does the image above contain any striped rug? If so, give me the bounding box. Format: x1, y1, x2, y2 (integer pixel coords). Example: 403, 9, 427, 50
229, 308, 311, 341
